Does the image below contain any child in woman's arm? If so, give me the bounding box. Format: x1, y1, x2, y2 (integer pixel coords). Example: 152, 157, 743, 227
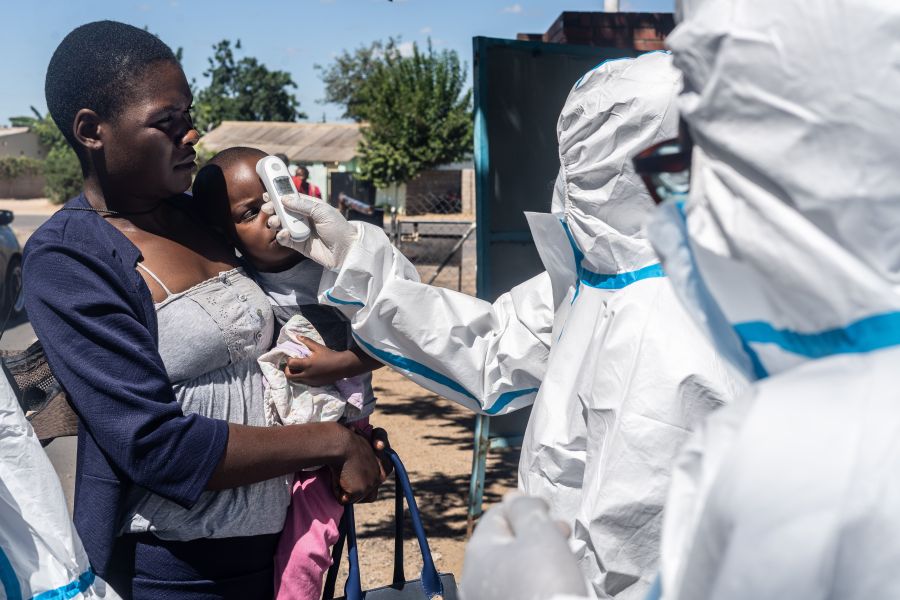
193, 146, 383, 600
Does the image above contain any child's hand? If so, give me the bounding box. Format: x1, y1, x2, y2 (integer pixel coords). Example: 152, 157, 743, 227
284, 336, 354, 387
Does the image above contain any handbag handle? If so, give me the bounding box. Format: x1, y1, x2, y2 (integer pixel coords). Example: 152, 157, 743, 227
324, 449, 445, 600
322, 472, 404, 599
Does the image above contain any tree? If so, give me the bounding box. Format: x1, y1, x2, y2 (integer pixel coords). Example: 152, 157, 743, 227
9, 108, 81, 203
193, 39, 305, 132
344, 41, 473, 187
320, 39, 473, 186
316, 38, 402, 122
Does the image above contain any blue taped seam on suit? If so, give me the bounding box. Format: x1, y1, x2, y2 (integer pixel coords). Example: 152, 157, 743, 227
0, 547, 21, 600
580, 263, 665, 289
31, 569, 95, 600
671, 202, 900, 374
352, 334, 537, 413
735, 311, 900, 360
484, 387, 540, 415
644, 574, 662, 600
324, 289, 365, 307
672, 201, 769, 380
560, 220, 665, 290
353, 334, 478, 401
738, 337, 769, 380
570, 282, 581, 306
0, 551, 91, 600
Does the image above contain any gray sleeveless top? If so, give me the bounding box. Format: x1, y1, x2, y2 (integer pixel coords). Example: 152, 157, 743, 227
121, 266, 291, 541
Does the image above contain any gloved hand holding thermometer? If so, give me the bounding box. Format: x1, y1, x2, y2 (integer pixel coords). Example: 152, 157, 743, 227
256, 156, 312, 242
261, 180, 359, 271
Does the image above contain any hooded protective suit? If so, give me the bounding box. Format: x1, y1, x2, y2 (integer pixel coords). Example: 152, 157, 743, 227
645, 1, 900, 598
0, 372, 118, 599
315, 51, 742, 599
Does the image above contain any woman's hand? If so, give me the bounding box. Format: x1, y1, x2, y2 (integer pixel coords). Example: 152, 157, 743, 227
330, 427, 393, 504
284, 336, 354, 387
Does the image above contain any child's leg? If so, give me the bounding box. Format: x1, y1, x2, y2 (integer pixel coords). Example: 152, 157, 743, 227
274, 468, 344, 600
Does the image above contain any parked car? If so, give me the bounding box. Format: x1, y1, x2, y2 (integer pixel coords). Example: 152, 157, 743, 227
0, 210, 24, 322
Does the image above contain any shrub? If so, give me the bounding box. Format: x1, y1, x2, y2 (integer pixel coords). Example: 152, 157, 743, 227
43, 146, 83, 204
0, 156, 43, 181
10, 110, 83, 204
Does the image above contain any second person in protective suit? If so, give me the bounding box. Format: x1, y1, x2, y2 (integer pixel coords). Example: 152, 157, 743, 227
643, 0, 900, 598
264, 51, 745, 599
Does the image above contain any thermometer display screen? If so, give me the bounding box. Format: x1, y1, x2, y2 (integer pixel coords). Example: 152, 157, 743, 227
273, 176, 294, 196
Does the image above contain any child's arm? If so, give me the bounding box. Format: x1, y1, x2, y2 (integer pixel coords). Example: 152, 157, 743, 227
284, 337, 382, 387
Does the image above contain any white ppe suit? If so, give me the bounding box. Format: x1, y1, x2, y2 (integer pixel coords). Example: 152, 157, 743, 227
0, 372, 117, 599
644, 1, 900, 598
317, 52, 743, 599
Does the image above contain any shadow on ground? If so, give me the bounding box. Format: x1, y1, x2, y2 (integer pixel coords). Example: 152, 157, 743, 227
361, 386, 519, 540
338, 368, 521, 589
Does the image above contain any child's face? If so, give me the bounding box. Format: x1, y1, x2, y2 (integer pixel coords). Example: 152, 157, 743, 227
100, 60, 198, 199
223, 156, 301, 272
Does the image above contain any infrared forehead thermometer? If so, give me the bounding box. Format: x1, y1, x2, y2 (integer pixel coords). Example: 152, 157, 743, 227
255, 156, 312, 242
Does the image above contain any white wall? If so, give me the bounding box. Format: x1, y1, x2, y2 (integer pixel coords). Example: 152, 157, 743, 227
0, 131, 46, 159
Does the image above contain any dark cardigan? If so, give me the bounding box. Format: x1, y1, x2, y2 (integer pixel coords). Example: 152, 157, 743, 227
22, 193, 228, 577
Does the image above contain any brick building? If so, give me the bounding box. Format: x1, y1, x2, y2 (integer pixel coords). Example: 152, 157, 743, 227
518, 11, 675, 51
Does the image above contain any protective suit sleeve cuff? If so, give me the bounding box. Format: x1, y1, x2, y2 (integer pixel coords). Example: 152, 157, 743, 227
319, 221, 416, 316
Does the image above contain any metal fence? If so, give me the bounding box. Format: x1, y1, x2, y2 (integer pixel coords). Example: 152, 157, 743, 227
387, 190, 476, 295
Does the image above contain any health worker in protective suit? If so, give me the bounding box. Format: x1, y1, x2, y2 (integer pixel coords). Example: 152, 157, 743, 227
642, 0, 900, 598
0, 371, 119, 598
459, 0, 900, 598
264, 51, 744, 600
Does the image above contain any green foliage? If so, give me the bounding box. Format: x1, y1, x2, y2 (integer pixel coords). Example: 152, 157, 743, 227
0, 156, 43, 181
8, 108, 82, 203
316, 38, 402, 122
43, 145, 83, 203
194, 40, 305, 132
194, 142, 217, 170
337, 41, 473, 187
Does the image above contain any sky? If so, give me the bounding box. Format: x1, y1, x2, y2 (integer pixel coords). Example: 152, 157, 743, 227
0, 0, 674, 126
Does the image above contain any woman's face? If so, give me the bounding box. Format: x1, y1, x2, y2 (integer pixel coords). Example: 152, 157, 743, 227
100, 60, 198, 200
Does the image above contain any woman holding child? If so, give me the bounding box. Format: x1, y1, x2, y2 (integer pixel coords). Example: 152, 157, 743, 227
23, 21, 386, 599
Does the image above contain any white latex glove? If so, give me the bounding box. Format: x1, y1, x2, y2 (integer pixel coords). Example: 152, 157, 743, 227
261, 192, 359, 270
461, 493, 589, 600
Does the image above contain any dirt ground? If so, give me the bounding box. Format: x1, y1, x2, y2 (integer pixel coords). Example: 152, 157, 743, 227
329, 367, 519, 593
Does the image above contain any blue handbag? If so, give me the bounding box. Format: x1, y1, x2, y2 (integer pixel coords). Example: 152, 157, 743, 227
322, 449, 459, 600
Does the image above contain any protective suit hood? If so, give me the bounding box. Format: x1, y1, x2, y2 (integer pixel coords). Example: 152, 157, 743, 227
649, 4, 900, 598
554, 51, 681, 275
650, 0, 900, 380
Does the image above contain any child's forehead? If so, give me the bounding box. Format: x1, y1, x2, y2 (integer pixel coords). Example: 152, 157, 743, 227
224, 155, 266, 198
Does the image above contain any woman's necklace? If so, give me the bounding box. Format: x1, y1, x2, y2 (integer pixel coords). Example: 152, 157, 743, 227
61, 202, 165, 217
